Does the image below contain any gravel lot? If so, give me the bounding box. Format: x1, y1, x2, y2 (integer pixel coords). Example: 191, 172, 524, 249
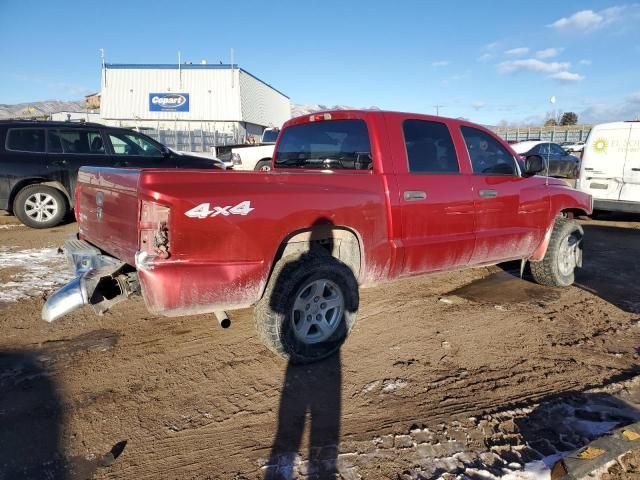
1, 212, 639, 480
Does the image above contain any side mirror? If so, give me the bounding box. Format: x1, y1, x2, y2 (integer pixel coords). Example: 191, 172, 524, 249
523, 156, 544, 177
161, 147, 171, 157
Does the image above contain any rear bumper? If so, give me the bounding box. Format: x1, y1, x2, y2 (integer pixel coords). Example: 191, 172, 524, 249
42, 235, 137, 322
593, 199, 640, 214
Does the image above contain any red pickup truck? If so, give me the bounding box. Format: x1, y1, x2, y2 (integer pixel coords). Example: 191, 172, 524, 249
43, 110, 592, 362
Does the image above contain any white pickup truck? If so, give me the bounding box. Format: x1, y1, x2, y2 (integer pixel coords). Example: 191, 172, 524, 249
216, 128, 279, 171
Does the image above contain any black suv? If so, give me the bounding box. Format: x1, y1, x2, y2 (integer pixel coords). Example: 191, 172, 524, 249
0, 121, 224, 228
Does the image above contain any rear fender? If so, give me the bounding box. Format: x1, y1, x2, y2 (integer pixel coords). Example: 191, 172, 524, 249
268, 226, 363, 285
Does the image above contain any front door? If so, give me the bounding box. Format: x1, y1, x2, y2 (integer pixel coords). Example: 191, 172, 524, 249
580, 124, 631, 202
391, 117, 476, 275
106, 131, 174, 168
459, 125, 546, 264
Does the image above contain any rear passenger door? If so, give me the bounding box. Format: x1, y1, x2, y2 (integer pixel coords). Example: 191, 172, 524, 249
4, 127, 48, 192
461, 126, 544, 264
392, 118, 476, 275
47, 128, 111, 203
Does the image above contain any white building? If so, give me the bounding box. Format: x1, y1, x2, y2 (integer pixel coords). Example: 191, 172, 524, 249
99, 63, 291, 143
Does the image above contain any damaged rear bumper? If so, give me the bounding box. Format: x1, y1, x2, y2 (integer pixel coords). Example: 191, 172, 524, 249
42, 235, 139, 322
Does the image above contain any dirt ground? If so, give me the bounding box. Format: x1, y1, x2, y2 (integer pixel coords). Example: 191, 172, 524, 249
1, 212, 640, 480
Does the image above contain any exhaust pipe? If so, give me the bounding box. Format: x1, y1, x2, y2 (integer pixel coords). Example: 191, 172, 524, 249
42, 277, 89, 322
43, 270, 139, 322
214, 310, 231, 328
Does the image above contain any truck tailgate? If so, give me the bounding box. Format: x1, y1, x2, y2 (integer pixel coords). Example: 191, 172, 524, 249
76, 167, 141, 265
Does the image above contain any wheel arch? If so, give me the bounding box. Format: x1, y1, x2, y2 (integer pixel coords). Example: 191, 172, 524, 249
262, 225, 364, 298
530, 208, 588, 261
9, 178, 71, 212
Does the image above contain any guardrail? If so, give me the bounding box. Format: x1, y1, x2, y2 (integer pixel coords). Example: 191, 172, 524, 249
491, 125, 592, 143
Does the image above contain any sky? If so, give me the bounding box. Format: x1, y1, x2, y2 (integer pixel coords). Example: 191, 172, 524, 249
1, 0, 639, 126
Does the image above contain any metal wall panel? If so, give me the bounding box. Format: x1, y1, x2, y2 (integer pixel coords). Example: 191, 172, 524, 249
239, 70, 291, 128
101, 67, 242, 121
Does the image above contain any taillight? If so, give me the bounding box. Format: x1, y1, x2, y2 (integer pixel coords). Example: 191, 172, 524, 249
309, 113, 332, 122
139, 200, 170, 259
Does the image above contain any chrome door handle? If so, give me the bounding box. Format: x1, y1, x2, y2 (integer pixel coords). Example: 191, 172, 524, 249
479, 189, 498, 198
403, 191, 427, 201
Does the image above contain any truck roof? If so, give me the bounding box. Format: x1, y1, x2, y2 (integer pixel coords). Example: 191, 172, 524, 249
286, 109, 480, 128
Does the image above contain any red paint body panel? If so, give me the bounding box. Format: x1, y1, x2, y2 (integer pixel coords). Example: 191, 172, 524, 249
74, 110, 592, 317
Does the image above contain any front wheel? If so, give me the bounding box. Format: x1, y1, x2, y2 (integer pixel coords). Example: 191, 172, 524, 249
13, 184, 68, 229
255, 252, 359, 363
530, 217, 584, 287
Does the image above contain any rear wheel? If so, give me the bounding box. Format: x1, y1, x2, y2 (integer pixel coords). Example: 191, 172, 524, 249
14, 184, 67, 229
255, 252, 359, 363
254, 159, 272, 171
530, 217, 583, 287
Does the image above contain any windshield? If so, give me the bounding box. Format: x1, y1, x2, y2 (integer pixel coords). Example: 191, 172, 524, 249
274, 119, 372, 170
261, 129, 279, 143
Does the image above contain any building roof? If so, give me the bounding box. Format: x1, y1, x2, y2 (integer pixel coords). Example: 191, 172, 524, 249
104, 63, 289, 99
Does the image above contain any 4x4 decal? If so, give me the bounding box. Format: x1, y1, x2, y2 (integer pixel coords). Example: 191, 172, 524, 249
184, 201, 254, 219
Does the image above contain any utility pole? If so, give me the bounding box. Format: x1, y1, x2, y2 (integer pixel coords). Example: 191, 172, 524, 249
433, 105, 444, 116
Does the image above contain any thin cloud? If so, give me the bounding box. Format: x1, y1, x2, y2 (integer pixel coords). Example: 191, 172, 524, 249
477, 53, 493, 62
549, 71, 585, 82
536, 48, 563, 59
579, 59, 592, 65
547, 5, 638, 31
580, 92, 640, 122
472, 101, 486, 110
432, 60, 450, 67
497, 59, 570, 74
505, 47, 529, 56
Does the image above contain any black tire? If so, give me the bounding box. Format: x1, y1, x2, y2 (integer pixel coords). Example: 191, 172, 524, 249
254, 159, 272, 171
255, 252, 359, 363
530, 217, 584, 287
14, 184, 67, 229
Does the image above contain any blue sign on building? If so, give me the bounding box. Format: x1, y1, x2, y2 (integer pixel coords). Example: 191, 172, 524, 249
149, 93, 190, 112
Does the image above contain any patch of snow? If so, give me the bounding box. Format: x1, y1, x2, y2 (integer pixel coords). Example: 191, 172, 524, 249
382, 378, 408, 393
0, 247, 72, 303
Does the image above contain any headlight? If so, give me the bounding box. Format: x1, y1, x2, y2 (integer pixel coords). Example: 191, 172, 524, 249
231, 153, 242, 165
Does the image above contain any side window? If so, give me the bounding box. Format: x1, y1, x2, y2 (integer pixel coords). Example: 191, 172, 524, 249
538, 143, 551, 156
6, 128, 45, 152
51, 129, 105, 154
403, 120, 459, 173
109, 132, 162, 156
551, 144, 566, 155
460, 126, 517, 175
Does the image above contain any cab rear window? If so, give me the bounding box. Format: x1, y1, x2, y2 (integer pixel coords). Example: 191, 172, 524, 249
6, 128, 46, 153
274, 119, 372, 170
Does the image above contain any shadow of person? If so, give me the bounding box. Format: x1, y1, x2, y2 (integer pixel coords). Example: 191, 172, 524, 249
265, 353, 341, 479
263, 218, 359, 479
0, 350, 67, 480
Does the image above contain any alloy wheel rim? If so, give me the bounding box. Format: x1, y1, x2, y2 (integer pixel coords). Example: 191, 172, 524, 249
24, 193, 58, 222
291, 279, 344, 344
558, 233, 579, 276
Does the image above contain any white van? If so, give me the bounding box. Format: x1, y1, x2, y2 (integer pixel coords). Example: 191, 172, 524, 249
576, 121, 640, 213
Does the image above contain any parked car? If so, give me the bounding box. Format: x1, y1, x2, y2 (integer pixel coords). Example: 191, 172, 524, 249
43, 110, 591, 363
575, 121, 640, 214
511, 141, 580, 178
215, 127, 280, 171
0, 121, 225, 228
